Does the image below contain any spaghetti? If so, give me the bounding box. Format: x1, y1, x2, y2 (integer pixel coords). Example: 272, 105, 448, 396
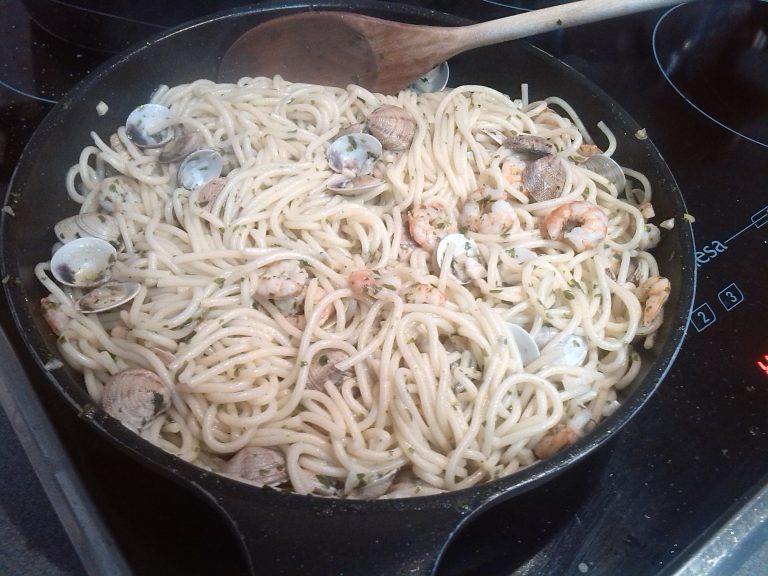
37, 76, 668, 498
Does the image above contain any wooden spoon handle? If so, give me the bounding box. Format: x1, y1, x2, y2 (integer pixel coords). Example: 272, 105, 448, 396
452, 0, 693, 53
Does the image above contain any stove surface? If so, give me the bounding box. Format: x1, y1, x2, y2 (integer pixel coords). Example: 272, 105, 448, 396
1, 1, 767, 575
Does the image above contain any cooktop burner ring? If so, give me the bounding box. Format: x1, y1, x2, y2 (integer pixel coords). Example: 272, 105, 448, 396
652, 0, 768, 149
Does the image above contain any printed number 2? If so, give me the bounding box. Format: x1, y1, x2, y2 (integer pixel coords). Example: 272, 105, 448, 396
691, 303, 716, 332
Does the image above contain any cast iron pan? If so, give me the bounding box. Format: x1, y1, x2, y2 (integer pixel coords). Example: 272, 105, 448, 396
0, 2, 695, 574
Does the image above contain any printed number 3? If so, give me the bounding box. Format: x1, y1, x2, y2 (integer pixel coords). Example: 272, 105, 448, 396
724, 290, 738, 304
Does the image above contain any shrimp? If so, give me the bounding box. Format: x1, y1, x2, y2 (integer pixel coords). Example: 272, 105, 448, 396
541, 201, 608, 252
109, 133, 132, 161
533, 425, 580, 459
398, 214, 421, 261
459, 185, 517, 235
637, 276, 670, 326
348, 268, 402, 299
408, 203, 456, 252
577, 143, 602, 157
40, 297, 69, 335
501, 157, 526, 184
404, 284, 445, 306
302, 285, 335, 326
277, 284, 335, 329
255, 260, 308, 300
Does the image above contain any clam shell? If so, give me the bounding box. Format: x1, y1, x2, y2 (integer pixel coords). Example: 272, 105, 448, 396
126, 104, 174, 148
350, 469, 398, 500
196, 177, 228, 207
102, 368, 171, 431
50, 237, 116, 288
327, 133, 382, 178
478, 127, 507, 145
580, 154, 626, 192
506, 323, 541, 365
159, 127, 203, 163
366, 105, 416, 151
222, 446, 287, 486
504, 134, 557, 158
522, 154, 566, 202
534, 326, 588, 367
507, 245, 538, 263
553, 335, 588, 366
326, 174, 385, 196
54, 213, 120, 244
177, 149, 224, 190
306, 350, 350, 391
408, 62, 449, 93
336, 122, 367, 139
76, 281, 141, 314
435, 233, 482, 284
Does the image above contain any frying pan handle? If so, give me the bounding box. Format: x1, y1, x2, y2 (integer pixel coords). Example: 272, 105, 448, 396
203, 487, 472, 576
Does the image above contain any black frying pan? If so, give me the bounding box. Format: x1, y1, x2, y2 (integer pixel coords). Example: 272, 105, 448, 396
0, 2, 695, 574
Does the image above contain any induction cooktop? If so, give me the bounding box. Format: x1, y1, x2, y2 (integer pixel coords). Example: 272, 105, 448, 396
1, 1, 767, 575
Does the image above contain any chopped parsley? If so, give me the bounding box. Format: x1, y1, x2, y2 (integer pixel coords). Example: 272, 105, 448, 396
316, 474, 339, 490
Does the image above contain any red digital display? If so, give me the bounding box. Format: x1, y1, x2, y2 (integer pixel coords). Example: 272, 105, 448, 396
758, 355, 768, 375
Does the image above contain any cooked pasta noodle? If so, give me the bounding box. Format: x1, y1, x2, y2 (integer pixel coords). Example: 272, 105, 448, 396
38, 76, 668, 499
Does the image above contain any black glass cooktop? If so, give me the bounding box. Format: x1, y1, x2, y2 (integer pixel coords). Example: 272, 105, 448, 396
1, 1, 767, 575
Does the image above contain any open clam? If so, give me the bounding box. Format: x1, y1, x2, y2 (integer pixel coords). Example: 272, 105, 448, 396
126, 104, 174, 148
76, 281, 141, 314
580, 154, 626, 192
435, 233, 484, 284
50, 237, 116, 288
408, 62, 449, 93
159, 127, 203, 163
506, 323, 541, 365
54, 213, 120, 245
552, 334, 589, 366
177, 149, 224, 190
349, 469, 398, 500
327, 132, 382, 179
534, 325, 588, 366
326, 174, 385, 196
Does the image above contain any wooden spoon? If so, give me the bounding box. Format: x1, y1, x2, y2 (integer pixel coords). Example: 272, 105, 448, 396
219, 0, 693, 93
